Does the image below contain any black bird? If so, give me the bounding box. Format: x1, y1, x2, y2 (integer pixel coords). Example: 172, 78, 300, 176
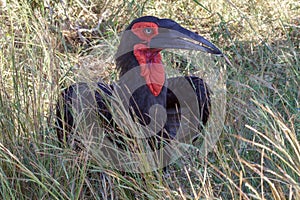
56, 16, 223, 150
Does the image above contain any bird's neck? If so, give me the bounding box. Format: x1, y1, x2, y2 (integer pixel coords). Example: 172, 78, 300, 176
115, 50, 167, 125
133, 45, 165, 96
116, 50, 166, 96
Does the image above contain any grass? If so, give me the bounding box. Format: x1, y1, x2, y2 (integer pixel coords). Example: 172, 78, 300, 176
0, 0, 299, 199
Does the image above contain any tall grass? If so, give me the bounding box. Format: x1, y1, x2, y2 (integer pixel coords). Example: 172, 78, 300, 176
0, 0, 299, 199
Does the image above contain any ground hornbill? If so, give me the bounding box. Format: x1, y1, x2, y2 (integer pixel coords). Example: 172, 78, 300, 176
56, 16, 223, 153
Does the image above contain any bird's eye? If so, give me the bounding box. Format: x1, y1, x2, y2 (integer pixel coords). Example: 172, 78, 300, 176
143, 28, 153, 35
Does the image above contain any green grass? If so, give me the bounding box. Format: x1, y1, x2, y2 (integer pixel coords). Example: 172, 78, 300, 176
0, 0, 299, 199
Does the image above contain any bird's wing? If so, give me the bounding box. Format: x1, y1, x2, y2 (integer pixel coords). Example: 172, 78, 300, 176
56, 82, 113, 146
165, 76, 211, 143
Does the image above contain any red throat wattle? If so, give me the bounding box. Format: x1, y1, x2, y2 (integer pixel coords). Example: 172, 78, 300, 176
134, 44, 165, 96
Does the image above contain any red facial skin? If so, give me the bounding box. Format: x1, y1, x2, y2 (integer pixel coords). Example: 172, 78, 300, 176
131, 22, 165, 97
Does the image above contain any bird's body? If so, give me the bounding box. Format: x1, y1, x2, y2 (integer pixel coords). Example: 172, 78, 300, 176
56, 16, 222, 149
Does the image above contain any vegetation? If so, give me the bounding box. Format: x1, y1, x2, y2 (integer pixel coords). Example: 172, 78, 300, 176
0, 0, 299, 199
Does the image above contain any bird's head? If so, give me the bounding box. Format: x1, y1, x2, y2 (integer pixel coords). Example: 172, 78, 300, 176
116, 16, 223, 96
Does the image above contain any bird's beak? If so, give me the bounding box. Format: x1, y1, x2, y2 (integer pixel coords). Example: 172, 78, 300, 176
149, 22, 223, 56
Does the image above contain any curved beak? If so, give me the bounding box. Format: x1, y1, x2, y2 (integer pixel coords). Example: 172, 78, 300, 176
149, 19, 223, 56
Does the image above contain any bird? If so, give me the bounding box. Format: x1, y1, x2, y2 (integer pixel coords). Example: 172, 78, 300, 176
56, 16, 223, 152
